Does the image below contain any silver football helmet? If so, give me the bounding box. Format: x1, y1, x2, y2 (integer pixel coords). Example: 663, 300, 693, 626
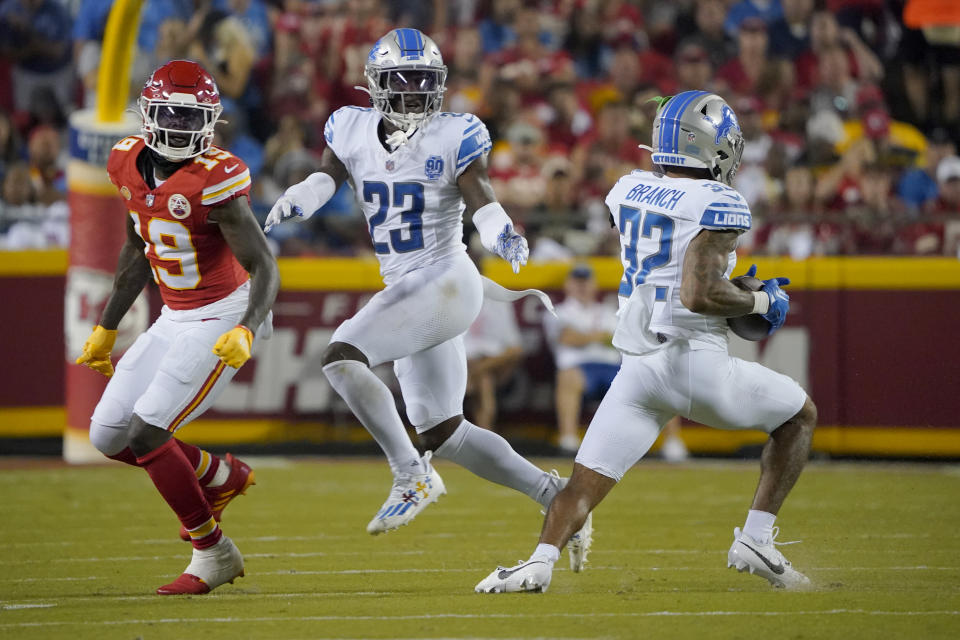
363, 28, 447, 131
643, 91, 745, 186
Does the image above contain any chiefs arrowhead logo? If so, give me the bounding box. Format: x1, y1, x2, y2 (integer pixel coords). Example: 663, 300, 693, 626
168, 193, 191, 219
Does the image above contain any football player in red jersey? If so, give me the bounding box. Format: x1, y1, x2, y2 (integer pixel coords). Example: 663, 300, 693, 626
75, 60, 279, 595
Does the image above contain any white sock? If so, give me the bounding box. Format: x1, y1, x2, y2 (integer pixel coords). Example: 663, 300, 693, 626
434, 420, 551, 504
323, 360, 424, 476
743, 509, 777, 544
207, 459, 231, 488
530, 543, 560, 564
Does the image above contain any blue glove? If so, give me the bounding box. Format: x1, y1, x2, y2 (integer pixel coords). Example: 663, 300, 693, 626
759, 275, 791, 335
494, 224, 529, 274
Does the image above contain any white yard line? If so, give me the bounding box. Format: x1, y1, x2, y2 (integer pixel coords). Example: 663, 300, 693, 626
3, 564, 957, 584
1, 610, 958, 629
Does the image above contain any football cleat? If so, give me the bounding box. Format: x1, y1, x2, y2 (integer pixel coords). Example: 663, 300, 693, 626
366, 451, 446, 535
727, 526, 810, 589
179, 453, 256, 541
475, 559, 553, 593
157, 536, 244, 595
568, 511, 593, 572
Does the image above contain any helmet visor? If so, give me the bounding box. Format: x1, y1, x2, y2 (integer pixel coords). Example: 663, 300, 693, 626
380, 69, 442, 93
153, 105, 208, 132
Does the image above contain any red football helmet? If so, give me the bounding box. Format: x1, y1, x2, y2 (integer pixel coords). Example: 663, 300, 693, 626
138, 60, 222, 161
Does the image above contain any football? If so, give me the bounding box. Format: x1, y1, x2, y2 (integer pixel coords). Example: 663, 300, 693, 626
727, 275, 771, 341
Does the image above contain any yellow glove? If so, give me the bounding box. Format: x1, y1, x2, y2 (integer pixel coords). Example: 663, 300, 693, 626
212, 324, 254, 368
75, 326, 117, 378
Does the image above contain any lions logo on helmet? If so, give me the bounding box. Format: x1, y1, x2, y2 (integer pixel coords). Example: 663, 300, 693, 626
644, 91, 745, 186
361, 28, 447, 132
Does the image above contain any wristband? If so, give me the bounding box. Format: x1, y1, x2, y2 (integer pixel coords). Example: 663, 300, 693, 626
751, 291, 770, 315
473, 201, 514, 253
285, 171, 337, 219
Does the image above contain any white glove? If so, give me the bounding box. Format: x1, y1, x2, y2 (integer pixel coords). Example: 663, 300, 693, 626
493, 224, 529, 274
263, 194, 304, 233
264, 172, 337, 233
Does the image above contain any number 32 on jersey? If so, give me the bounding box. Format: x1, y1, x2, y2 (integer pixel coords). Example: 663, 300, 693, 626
618, 205, 674, 298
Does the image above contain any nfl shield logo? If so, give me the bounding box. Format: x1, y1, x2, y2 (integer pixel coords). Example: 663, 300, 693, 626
146, 194, 155, 207
385, 159, 396, 172
424, 155, 444, 180
687, 131, 697, 142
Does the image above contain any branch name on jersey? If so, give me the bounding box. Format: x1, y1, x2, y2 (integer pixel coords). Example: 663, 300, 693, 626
324, 107, 492, 284
107, 136, 251, 310
604, 170, 752, 354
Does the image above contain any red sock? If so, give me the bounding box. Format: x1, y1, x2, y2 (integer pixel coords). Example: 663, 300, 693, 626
104, 442, 220, 487
175, 440, 221, 487
136, 439, 222, 550
107, 448, 140, 466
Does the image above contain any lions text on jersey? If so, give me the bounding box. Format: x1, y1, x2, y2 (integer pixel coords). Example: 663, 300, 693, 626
605, 170, 752, 354
324, 107, 492, 284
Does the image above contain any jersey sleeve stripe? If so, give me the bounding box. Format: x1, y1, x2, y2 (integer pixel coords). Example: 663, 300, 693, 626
706, 201, 750, 210
463, 122, 482, 135
203, 169, 251, 197
201, 174, 251, 205
457, 132, 491, 167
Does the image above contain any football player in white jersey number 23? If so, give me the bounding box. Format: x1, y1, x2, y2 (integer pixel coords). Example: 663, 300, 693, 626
265, 27, 594, 564
476, 91, 818, 594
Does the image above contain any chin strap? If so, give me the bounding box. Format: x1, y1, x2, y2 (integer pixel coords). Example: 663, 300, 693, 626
385, 123, 418, 150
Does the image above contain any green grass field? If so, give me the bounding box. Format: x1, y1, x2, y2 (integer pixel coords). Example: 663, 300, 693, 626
1, 457, 958, 639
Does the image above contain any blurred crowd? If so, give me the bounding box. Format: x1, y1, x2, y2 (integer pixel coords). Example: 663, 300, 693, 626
1, 0, 959, 258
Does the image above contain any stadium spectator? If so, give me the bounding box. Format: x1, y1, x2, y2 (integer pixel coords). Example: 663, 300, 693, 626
225, 0, 272, 59
489, 121, 549, 216
767, 0, 813, 60
72, 0, 112, 108
571, 100, 646, 203
478, 0, 519, 55
795, 8, 883, 91
733, 96, 776, 207
843, 162, 901, 254
753, 163, 835, 259
673, 39, 717, 93
483, 7, 574, 107
897, 127, 957, 214
836, 85, 926, 171
691, 0, 737, 68
26, 125, 64, 205
0, 160, 68, 249
540, 81, 592, 154
725, 0, 784, 36
463, 297, 524, 431
899, 0, 960, 131
0, 109, 20, 183
894, 156, 960, 255
543, 264, 620, 454
0, 0, 74, 117
933, 156, 960, 214
716, 17, 785, 98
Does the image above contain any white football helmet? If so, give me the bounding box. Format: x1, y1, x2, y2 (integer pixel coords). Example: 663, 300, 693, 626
363, 28, 447, 131
643, 91, 745, 186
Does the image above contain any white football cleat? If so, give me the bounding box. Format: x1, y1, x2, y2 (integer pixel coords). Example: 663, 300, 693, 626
727, 526, 810, 589
366, 451, 446, 535
475, 559, 553, 593
568, 511, 593, 572
156, 535, 244, 595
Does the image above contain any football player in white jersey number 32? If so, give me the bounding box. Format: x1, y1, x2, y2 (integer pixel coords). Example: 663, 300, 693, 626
265, 27, 593, 565
476, 91, 818, 594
